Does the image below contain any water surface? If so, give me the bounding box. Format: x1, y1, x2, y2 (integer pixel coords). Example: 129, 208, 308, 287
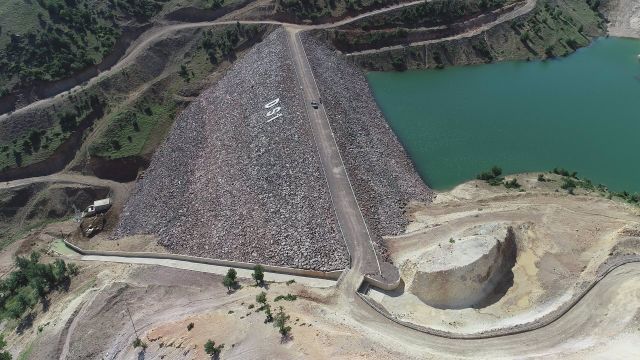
368, 37, 640, 192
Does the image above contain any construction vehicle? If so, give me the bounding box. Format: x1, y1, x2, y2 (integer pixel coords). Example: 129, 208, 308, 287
82, 198, 112, 217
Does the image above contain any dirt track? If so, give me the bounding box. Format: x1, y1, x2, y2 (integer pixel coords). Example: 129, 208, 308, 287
19, 259, 638, 359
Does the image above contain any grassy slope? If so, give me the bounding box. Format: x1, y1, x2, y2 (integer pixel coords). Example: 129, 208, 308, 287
0, 12, 267, 171
0, 0, 171, 94
349, 0, 606, 70
87, 24, 265, 160
275, 0, 407, 22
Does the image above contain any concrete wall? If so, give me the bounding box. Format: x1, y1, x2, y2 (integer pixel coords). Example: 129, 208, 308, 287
64, 240, 344, 280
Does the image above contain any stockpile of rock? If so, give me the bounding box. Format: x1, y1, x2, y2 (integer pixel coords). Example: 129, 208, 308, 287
301, 33, 434, 250
115, 28, 348, 271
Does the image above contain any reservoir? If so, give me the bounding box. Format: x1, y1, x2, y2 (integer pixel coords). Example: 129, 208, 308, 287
368, 37, 640, 192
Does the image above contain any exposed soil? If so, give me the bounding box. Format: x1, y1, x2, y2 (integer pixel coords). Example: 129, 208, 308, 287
602, 0, 640, 38
0, 182, 110, 244
368, 173, 640, 335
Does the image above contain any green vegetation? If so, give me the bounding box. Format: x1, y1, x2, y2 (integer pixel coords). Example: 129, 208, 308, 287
0, 0, 169, 95
552, 167, 578, 178
355, 0, 513, 30
222, 268, 238, 291
201, 24, 261, 64
256, 291, 267, 306
274, 294, 297, 302
503, 178, 521, 189
352, 0, 605, 71
547, 168, 639, 205
187, 322, 194, 331
0, 252, 77, 322
132, 337, 147, 349
0, 334, 12, 360
89, 100, 176, 160
477, 166, 520, 189
476, 165, 503, 185
251, 265, 264, 286
285, 279, 296, 285
0, 93, 104, 171
274, 306, 291, 337
275, 0, 397, 22
204, 339, 224, 357
86, 24, 261, 162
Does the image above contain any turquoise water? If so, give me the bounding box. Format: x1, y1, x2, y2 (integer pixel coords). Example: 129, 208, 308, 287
368, 37, 640, 192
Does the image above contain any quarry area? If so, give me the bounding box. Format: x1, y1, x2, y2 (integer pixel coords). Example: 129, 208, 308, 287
367, 173, 640, 336
0, 0, 639, 359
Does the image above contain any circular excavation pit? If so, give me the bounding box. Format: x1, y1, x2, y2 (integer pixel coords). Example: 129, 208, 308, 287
404, 223, 517, 309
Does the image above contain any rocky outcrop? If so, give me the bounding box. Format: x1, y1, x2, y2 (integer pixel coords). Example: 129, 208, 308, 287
406, 225, 517, 309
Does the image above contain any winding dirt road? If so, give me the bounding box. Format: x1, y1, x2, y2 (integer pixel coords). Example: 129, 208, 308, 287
0, 0, 533, 121
346, 0, 537, 56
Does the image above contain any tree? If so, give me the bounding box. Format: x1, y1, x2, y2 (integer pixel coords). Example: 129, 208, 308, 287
0, 334, 11, 360
274, 306, 291, 337
204, 339, 223, 356
252, 265, 264, 286
28, 130, 42, 152
222, 268, 237, 291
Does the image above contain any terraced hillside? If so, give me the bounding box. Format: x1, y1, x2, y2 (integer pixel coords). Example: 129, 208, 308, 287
115, 29, 348, 271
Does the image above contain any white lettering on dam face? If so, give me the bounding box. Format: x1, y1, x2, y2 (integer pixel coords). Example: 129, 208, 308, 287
265, 98, 283, 123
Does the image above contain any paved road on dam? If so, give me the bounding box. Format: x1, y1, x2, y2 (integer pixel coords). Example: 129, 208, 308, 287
287, 28, 381, 294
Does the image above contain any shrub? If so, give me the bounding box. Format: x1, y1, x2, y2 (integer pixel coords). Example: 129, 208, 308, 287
187, 322, 194, 331
503, 178, 521, 189
204, 339, 223, 356
132, 337, 147, 349
256, 291, 267, 306
274, 294, 297, 302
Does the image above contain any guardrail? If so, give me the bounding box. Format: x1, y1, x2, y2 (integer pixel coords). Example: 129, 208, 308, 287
63, 240, 344, 280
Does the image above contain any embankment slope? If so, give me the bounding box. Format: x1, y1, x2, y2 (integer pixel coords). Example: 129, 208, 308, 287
301, 33, 433, 257
115, 28, 347, 271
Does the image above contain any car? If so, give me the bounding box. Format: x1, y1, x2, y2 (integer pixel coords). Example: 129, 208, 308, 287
311, 101, 319, 109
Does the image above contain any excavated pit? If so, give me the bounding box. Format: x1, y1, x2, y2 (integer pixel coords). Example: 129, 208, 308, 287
404, 224, 517, 309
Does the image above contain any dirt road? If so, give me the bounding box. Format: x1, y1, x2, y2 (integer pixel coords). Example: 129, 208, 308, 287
0, 0, 534, 121
347, 262, 640, 358
345, 0, 537, 56
0, 173, 131, 208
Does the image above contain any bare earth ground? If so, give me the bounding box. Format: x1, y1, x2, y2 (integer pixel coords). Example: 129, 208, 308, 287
371, 173, 640, 334
603, 0, 640, 38
2, 174, 639, 359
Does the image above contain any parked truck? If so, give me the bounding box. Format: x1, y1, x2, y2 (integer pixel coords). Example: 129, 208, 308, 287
82, 198, 112, 217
